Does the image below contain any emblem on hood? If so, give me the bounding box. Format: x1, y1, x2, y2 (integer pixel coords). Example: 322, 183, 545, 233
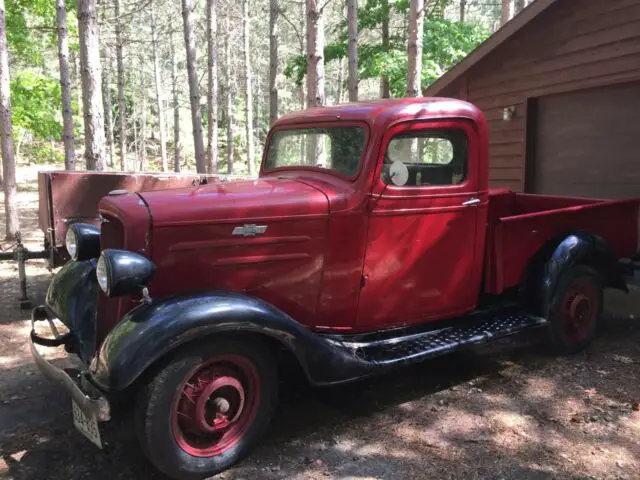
232, 224, 268, 237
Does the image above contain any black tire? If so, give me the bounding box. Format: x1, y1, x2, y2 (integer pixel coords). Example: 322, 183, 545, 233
546, 265, 603, 354
135, 337, 278, 480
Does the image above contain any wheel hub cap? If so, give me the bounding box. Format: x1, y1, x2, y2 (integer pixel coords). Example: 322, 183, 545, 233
180, 374, 246, 434
568, 293, 590, 326
171, 354, 261, 457
561, 278, 598, 342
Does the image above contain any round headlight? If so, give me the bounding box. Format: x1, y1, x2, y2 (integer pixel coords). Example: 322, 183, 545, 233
65, 227, 78, 260
97, 249, 155, 298
96, 254, 110, 294
65, 223, 101, 262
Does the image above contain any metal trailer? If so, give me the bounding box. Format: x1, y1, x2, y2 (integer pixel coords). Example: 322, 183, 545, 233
0, 170, 246, 308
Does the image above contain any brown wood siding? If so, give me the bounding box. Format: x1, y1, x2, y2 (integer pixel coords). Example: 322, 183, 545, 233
438, 0, 640, 191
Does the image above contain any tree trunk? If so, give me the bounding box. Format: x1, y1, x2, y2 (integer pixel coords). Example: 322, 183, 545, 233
298, 0, 306, 110
170, 24, 181, 173
336, 56, 343, 103
71, 50, 83, 132
514, 0, 526, 14
206, 0, 218, 174
182, 0, 206, 173
346, 0, 358, 102
269, 0, 278, 126
115, 0, 126, 170
306, 0, 325, 165
78, 0, 106, 170
242, 0, 255, 176
150, 0, 168, 172
306, 0, 325, 107
133, 100, 138, 163
500, 0, 512, 25
55, 0, 75, 170
406, 0, 424, 98
460, 0, 466, 22
380, 0, 390, 98
139, 58, 147, 171
102, 50, 115, 168
0, 0, 18, 238
224, 13, 234, 174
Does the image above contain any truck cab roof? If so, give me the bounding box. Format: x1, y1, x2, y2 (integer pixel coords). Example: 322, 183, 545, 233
273, 97, 486, 131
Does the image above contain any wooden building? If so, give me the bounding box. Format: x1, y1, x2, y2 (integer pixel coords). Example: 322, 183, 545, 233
425, 0, 640, 199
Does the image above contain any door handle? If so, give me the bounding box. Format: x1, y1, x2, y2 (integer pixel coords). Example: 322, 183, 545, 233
462, 197, 481, 207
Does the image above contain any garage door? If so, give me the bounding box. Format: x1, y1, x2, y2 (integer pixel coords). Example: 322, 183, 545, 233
532, 82, 640, 199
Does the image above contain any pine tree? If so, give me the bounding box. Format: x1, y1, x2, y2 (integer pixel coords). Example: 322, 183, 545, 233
206, 0, 219, 174
0, 0, 18, 238
170, 23, 181, 173
269, 0, 279, 125
114, 0, 126, 170
182, 0, 206, 173
407, 0, 425, 97
501, 0, 512, 26
78, 0, 106, 170
306, 0, 325, 107
150, 0, 168, 172
346, 0, 358, 102
55, 0, 75, 170
243, 0, 255, 175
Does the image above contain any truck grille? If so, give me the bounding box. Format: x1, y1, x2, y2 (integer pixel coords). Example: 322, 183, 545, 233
97, 214, 126, 343
100, 215, 124, 250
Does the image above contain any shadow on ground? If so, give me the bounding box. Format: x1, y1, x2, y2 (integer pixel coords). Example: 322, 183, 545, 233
2, 312, 640, 480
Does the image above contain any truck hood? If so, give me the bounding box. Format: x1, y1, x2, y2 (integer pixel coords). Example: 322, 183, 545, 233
138, 177, 329, 226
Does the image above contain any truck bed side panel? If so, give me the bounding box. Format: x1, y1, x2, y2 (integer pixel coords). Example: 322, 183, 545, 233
38, 171, 246, 249
486, 195, 639, 294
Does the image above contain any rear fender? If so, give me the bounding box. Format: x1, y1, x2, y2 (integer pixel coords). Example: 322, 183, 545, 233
90, 292, 374, 392
522, 232, 627, 315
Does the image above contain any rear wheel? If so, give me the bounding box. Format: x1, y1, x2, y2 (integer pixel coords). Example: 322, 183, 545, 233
547, 265, 603, 354
135, 338, 278, 480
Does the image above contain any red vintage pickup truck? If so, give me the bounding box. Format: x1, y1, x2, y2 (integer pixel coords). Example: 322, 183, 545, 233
30, 98, 640, 480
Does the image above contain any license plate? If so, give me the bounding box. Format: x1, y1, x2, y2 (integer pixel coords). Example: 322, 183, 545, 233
72, 400, 102, 448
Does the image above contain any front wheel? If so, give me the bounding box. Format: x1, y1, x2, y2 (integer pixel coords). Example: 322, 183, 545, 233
547, 265, 603, 354
135, 338, 278, 480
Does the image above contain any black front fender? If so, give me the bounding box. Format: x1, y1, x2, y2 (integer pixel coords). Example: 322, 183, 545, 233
90, 292, 375, 392
45, 259, 98, 363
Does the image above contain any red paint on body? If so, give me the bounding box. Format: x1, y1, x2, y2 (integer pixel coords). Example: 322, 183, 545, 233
96, 98, 640, 338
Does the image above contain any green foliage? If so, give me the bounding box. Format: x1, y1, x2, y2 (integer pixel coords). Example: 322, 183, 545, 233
5, 0, 59, 65
284, 2, 489, 97
11, 71, 62, 140
420, 18, 489, 87
22, 141, 65, 164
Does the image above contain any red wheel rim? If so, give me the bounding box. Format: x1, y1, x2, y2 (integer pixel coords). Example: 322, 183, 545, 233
171, 354, 260, 457
561, 277, 598, 342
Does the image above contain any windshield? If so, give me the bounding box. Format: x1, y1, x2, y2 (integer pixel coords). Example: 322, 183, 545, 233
265, 126, 366, 177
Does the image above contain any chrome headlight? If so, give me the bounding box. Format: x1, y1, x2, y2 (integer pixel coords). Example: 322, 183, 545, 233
97, 249, 156, 297
96, 255, 109, 293
65, 227, 77, 260
65, 223, 100, 261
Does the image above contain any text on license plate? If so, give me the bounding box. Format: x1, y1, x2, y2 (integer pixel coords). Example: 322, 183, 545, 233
72, 400, 102, 449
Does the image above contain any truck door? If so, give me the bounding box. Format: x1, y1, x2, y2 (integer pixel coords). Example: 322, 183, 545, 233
357, 120, 487, 329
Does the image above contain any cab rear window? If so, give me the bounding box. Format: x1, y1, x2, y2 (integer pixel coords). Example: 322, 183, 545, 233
382, 130, 468, 186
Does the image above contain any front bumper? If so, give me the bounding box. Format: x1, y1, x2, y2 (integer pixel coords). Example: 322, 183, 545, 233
29, 305, 111, 422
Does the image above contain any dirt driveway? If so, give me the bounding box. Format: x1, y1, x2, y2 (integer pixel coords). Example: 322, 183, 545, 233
1, 168, 640, 480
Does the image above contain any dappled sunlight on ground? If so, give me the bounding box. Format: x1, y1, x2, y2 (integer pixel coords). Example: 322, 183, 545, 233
0, 167, 639, 479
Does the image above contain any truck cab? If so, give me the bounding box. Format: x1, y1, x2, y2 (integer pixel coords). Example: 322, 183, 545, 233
30, 98, 639, 480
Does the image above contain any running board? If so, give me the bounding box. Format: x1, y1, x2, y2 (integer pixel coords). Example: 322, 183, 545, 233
326, 310, 548, 366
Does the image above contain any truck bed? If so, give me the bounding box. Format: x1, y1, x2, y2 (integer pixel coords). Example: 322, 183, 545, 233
38, 171, 248, 266
484, 189, 640, 294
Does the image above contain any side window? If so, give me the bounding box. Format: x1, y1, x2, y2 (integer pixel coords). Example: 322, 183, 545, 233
381, 129, 467, 187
